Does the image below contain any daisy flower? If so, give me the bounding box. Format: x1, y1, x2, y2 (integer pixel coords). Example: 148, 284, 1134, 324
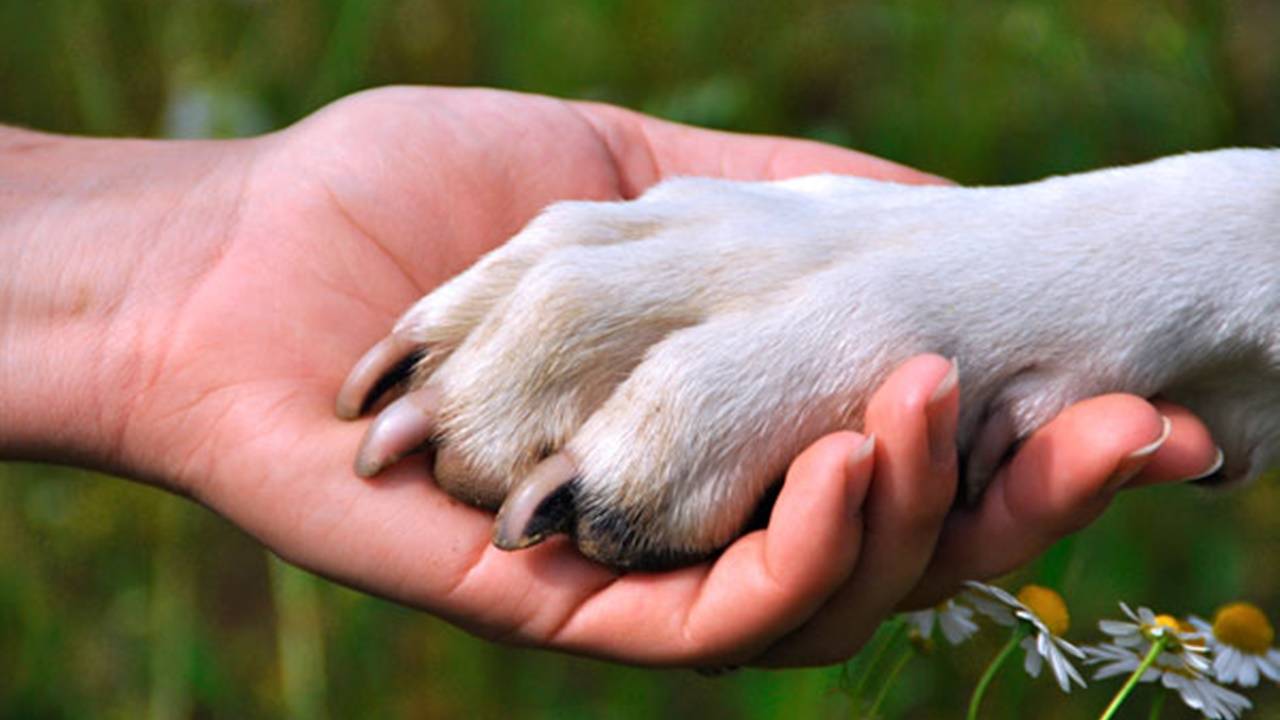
1161, 672, 1253, 720
964, 581, 1087, 692
1095, 602, 1211, 673
903, 598, 979, 647
1085, 642, 1252, 720
1190, 602, 1280, 687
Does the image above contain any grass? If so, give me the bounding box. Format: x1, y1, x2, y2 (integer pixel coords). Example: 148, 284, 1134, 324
2, 1, 1280, 717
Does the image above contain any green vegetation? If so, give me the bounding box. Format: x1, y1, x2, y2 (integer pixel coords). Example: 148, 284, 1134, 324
2, 1, 1278, 717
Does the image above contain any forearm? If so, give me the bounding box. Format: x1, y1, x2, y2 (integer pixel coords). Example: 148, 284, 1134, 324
0, 126, 251, 478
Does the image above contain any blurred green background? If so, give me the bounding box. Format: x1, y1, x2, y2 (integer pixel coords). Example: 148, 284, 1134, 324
2, 1, 1279, 718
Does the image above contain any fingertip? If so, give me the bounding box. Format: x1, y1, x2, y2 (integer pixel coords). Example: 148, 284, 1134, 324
765, 431, 873, 580
1104, 414, 1172, 493
1003, 393, 1165, 515
862, 353, 958, 527
1130, 401, 1222, 487
846, 434, 878, 490
866, 354, 955, 422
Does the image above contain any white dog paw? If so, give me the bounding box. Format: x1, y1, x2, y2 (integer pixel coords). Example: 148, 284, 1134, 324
339, 150, 1280, 569
339, 178, 903, 567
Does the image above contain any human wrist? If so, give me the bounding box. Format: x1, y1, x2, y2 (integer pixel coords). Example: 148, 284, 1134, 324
0, 126, 255, 480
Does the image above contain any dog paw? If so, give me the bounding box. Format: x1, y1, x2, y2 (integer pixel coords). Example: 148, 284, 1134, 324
338, 150, 1280, 569
337, 177, 931, 568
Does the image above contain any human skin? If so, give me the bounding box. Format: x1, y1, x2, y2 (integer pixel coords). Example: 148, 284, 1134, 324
0, 86, 1221, 667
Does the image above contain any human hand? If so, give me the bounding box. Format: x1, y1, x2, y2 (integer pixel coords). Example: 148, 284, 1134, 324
0, 87, 1221, 667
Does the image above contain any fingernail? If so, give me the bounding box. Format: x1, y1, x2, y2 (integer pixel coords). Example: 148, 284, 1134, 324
1186, 448, 1226, 486
845, 434, 876, 521
846, 434, 877, 477
926, 359, 959, 468
929, 358, 959, 405
1104, 416, 1172, 492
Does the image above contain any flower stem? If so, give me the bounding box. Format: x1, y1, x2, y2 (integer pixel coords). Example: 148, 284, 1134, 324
1098, 636, 1168, 720
1147, 689, 1166, 720
967, 625, 1027, 720
865, 648, 913, 719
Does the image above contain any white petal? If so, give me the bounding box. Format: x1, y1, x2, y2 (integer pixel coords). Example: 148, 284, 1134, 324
987, 584, 1021, 606
1083, 643, 1139, 676
1047, 651, 1070, 692
1087, 647, 1142, 681
1163, 673, 1205, 711
1237, 655, 1259, 688
939, 609, 979, 645
1118, 601, 1139, 621
903, 609, 935, 639
1053, 635, 1086, 659
1213, 647, 1235, 682
1060, 653, 1087, 691
1214, 682, 1253, 718
947, 599, 974, 619
1134, 606, 1156, 625
1017, 610, 1051, 637
1083, 643, 1129, 660
966, 591, 1016, 626
1022, 636, 1043, 678
1257, 652, 1280, 682
1154, 650, 1194, 677
1045, 643, 1086, 692
1091, 663, 1133, 680
1099, 619, 1138, 638
1185, 678, 1251, 720
1185, 649, 1212, 674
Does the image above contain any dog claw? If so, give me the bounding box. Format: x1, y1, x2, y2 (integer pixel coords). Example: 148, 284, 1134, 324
336, 334, 421, 420
353, 386, 441, 478
493, 453, 578, 550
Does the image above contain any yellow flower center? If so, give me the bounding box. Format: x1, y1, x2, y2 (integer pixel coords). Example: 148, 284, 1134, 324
1212, 602, 1275, 655
1017, 585, 1070, 636
1148, 614, 1203, 650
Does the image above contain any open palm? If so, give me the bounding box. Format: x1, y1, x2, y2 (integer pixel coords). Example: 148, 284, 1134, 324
115, 87, 1215, 667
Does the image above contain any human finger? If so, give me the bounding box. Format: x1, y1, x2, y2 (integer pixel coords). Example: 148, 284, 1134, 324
755, 355, 958, 666
902, 394, 1177, 607
570, 101, 949, 196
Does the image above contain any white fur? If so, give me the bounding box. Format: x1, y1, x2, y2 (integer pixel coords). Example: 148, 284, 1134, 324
390, 149, 1280, 561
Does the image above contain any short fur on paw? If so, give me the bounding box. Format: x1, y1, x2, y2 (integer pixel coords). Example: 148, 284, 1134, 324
339, 149, 1280, 570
